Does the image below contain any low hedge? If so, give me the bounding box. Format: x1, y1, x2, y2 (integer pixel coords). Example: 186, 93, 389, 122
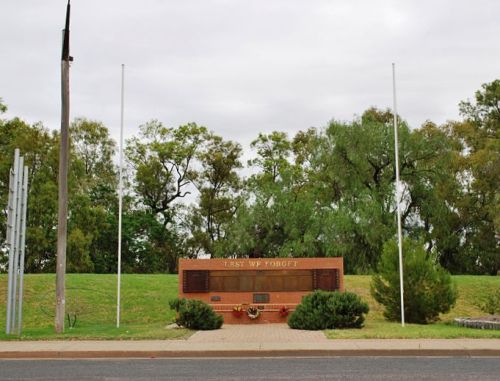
288, 290, 369, 330
169, 298, 223, 330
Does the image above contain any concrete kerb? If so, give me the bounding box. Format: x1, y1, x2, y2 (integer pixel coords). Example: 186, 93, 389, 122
1, 339, 500, 359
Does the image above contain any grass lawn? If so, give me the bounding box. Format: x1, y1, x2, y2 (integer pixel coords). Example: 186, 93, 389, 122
0, 274, 191, 340
0, 273, 499, 340
324, 275, 500, 339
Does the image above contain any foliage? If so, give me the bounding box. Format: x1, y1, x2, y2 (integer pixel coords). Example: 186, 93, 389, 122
169, 298, 223, 330
126, 121, 206, 218
0, 97, 6, 113
371, 238, 458, 324
475, 288, 500, 315
0, 79, 498, 275
445, 79, 499, 275
0, 117, 59, 271
187, 133, 243, 257
288, 290, 369, 330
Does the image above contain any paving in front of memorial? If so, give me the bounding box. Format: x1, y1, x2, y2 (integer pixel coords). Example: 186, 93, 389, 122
188, 323, 327, 343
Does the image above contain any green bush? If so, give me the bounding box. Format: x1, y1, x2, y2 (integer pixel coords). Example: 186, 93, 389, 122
371, 238, 458, 324
476, 288, 500, 315
288, 290, 369, 330
169, 298, 223, 330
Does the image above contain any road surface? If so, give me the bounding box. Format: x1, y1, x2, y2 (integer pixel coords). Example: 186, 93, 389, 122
1, 357, 499, 380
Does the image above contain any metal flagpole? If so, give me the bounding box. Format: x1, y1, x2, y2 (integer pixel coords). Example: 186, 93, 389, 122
117, 64, 125, 328
392, 63, 405, 327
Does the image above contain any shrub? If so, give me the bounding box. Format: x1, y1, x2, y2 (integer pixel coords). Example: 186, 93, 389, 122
371, 238, 457, 324
288, 290, 369, 330
475, 288, 500, 315
169, 298, 223, 330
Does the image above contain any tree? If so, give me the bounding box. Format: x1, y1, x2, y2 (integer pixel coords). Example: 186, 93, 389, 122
248, 131, 292, 183
427, 80, 500, 274
452, 80, 500, 274
68, 119, 118, 273
371, 238, 457, 324
70, 118, 117, 202
0, 117, 59, 272
127, 121, 206, 221
187, 133, 243, 257
126, 121, 207, 272
227, 130, 328, 259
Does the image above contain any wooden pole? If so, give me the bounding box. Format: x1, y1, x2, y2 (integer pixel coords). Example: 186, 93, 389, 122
56, 0, 71, 334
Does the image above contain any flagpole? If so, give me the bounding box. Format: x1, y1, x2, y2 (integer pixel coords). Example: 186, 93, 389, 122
117, 64, 125, 328
392, 63, 405, 327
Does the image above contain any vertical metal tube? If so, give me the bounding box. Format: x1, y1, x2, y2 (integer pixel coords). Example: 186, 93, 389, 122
392, 63, 405, 327
5, 167, 14, 334
117, 64, 125, 328
10, 156, 24, 333
6, 149, 20, 334
17, 166, 29, 335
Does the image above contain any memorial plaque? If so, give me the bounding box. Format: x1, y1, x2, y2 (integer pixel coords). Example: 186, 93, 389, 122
183, 270, 209, 293
179, 257, 344, 324
253, 293, 270, 303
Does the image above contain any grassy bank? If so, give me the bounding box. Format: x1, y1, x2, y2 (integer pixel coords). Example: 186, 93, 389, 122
0, 274, 190, 340
325, 275, 500, 339
0, 274, 499, 340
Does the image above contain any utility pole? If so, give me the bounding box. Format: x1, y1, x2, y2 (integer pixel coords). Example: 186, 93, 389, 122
56, 0, 72, 333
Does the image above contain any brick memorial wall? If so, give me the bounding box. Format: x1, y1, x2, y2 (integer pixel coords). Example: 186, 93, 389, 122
178, 257, 344, 323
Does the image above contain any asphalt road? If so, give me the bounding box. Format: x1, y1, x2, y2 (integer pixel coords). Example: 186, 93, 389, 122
1, 357, 499, 380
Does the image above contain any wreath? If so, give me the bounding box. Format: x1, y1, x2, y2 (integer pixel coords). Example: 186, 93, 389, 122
246, 306, 260, 319
278, 306, 289, 317
232, 305, 243, 318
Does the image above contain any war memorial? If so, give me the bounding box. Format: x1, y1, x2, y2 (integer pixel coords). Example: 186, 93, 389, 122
179, 257, 344, 323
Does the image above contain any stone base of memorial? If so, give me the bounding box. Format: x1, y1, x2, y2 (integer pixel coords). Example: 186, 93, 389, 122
178, 257, 344, 324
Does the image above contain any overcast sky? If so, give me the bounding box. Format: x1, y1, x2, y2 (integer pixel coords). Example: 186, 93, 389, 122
1, 0, 498, 154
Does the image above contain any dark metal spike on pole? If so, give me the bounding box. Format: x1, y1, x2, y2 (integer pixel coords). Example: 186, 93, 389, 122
62, 1, 71, 61
56, 0, 71, 334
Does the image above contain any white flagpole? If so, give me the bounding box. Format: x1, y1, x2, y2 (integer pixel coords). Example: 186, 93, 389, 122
392, 63, 405, 327
117, 64, 125, 328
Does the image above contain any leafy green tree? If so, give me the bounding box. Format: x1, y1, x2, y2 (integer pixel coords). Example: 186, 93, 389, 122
70, 118, 117, 202
187, 133, 243, 257
67, 228, 94, 273
248, 131, 292, 183
371, 238, 457, 324
127, 121, 206, 220
68, 118, 118, 273
229, 131, 295, 258
126, 121, 207, 272
310, 111, 396, 272
0, 117, 59, 272
450, 80, 499, 274
227, 131, 328, 259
